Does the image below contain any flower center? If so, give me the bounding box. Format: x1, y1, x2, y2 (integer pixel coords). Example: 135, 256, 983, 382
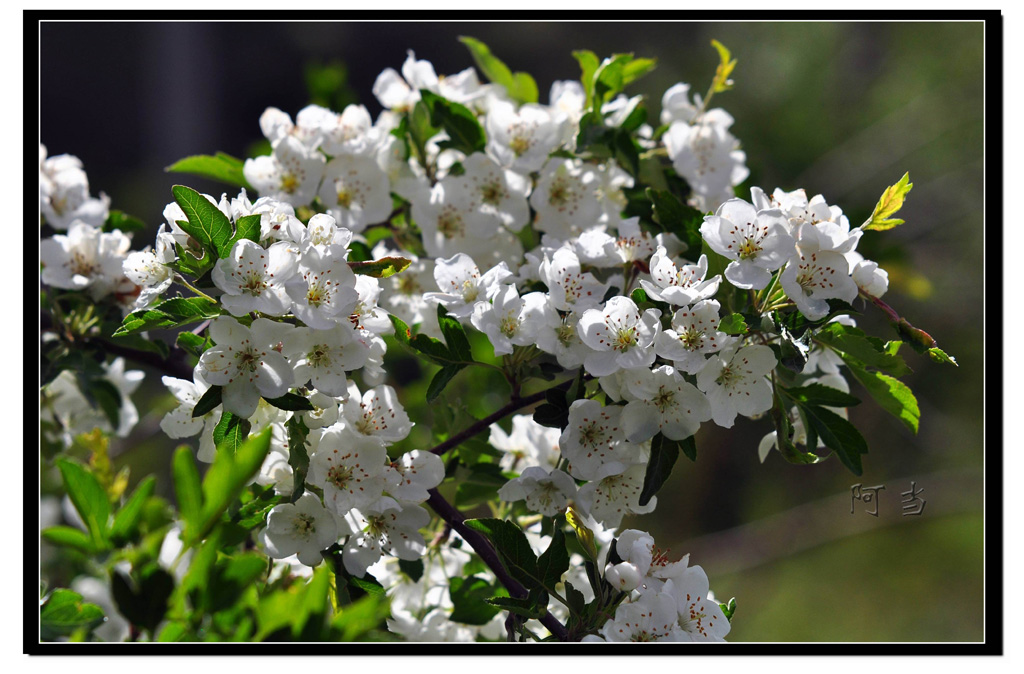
307, 344, 331, 368
499, 312, 521, 338
336, 185, 354, 208
241, 270, 267, 296
509, 133, 532, 157
236, 349, 260, 373
437, 209, 464, 239
548, 177, 572, 207
292, 513, 316, 537
679, 326, 704, 351
280, 172, 299, 194
68, 252, 98, 277
652, 386, 675, 411
737, 237, 761, 260
326, 464, 354, 490
480, 181, 504, 205
460, 279, 479, 302
715, 364, 740, 388
579, 422, 606, 449
612, 326, 637, 351
556, 323, 577, 347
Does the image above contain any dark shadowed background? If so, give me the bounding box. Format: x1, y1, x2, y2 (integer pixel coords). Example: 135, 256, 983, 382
40, 20, 987, 641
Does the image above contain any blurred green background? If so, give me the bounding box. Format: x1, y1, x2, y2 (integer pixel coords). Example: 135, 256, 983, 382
40, 21, 986, 641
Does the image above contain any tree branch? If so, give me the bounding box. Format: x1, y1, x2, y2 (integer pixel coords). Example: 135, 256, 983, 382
426, 488, 570, 642
427, 375, 583, 457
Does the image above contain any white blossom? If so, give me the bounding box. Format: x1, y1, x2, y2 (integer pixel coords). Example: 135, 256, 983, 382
498, 467, 577, 517
197, 317, 297, 418
212, 239, 299, 316
259, 493, 347, 567
700, 198, 795, 290
639, 246, 721, 306
577, 296, 661, 377
696, 345, 776, 428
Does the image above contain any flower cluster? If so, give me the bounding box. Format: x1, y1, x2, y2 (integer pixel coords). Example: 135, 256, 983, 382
40, 39, 942, 644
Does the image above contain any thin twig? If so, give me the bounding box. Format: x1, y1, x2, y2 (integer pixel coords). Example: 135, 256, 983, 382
426, 378, 574, 457
425, 488, 570, 642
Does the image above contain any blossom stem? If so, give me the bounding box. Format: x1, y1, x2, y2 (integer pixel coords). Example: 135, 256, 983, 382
425, 488, 570, 641
174, 274, 216, 303
426, 376, 580, 457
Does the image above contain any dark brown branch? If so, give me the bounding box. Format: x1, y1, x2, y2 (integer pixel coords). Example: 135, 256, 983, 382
40, 310, 194, 381
426, 488, 570, 642
427, 376, 582, 456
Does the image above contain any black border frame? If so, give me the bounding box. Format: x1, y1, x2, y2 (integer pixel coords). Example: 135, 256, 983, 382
25, 8, 1004, 656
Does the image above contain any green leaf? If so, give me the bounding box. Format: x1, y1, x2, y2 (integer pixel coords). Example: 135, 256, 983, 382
844, 361, 920, 434
111, 566, 175, 634
286, 416, 311, 502
206, 553, 267, 613
213, 412, 252, 454
40, 589, 105, 640
862, 172, 913, 231
192, 385, 223, 418
799, 404, 868, 475
110, 476, 157, 543
41, 525, 94, 553
398, 558, 423, 583
390, 314, 475, 368
107, 331, 171, 360
536, 528, 570, 591
646, 188, 703, 256
175, 331, 209, 358
55, 458, 110, 549
710, 39, 737, 93
86, 378, 122, 431
427, 365, 463, 403
172, 184, 233, 256
592, 53, 631, 106
103, 209, 147, 234
770, 394, 825, 466
192, 427, 273, 543
718, 313, 748, 336
167, 153, 253, 191
449, 576, 504, 625
114, 296, 220, 336
407, 99, 440, 166
420, 89, 486, 156
455, 463, 508, 507
349, 257, 412, 279
639, 433, 685, 506
464, 518, 541, 590
621, 57, 657, 85
437, 304, 473, 362
486, 595, 547, 620
263, 392, 315, 411
217, 213, 262, 258
720, 597, 737, 622
233, 485, 282, 528
459, 36, 539, 105
572, 49, 600, 107
928, 347, 958, 366
816, 323, 911, 377
781, 383, 862, 409
172, 446, 203, 530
